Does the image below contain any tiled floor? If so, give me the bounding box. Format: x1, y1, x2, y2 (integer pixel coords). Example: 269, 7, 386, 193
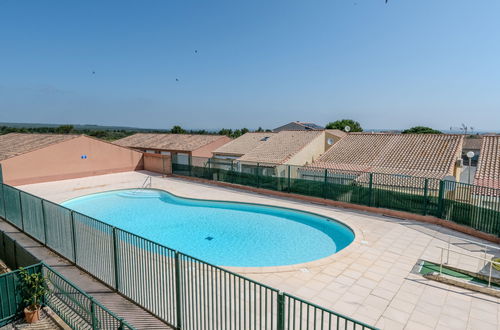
19, 171, 500, 330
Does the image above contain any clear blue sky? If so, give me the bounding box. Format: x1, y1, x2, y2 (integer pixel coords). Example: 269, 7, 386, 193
1, 0, 499, 131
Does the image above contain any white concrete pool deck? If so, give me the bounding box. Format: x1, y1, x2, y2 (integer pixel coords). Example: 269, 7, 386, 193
18, 171, 500, 330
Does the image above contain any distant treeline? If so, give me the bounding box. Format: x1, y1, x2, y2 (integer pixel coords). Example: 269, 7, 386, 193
0, 125, 272, 141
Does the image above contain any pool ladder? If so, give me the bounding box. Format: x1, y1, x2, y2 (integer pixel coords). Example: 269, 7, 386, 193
131, 176, 152, 194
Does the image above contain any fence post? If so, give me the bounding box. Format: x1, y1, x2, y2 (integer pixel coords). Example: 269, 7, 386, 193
90, 299, 97, 330
41, 199, 48, 246
13, 239, 18, 269
287, 165, 291, 193
188, 155, 192, 177
423, 179, 429, 216
277, 291, 285, 330
256, 163, 260, 188
18, 191, 24, 231
113, 227, 120, 291
174, 251, 182, 330
368, 173, 373, 207
323, 169, 328, 199
438, 180, 445, 219
1, 183, 6, 219
70, 211, 77, 264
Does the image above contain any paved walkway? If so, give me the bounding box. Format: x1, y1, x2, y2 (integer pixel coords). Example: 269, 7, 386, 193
19, 171, 500, 330
0, 221, 172, 330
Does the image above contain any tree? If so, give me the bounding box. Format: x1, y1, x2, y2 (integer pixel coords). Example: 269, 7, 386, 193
55, 125, 74, 134
325, 119, 362, 132
402, 126, 442, 134
218, 128, 233, 137
170, 125, 186, 134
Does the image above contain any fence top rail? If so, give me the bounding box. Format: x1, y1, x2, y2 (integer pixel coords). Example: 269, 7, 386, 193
0, 262, 42, 280
449, 236, 500, 252
283, 291, 379, 329
174, 156, 500, 196
437, 246, 500, 265
178, 251, 280, 293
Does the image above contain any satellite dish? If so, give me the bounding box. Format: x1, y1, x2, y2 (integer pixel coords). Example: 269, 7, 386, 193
344, 126, 351, 132
466, 151, 475, 158
327, 138, 334, 145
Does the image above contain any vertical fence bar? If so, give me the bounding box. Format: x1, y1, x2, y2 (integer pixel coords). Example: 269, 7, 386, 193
423, 178, 429, 216
323, 168, 328, 199
13, 239, 18, 269
41, 199, 48, 245
90, 299, 97, 330
188, 155, 192, 177
256, 163, 260, 188
175, 251, 182, 330
438, 180, 445, 219
277, 292, 285, 330
287, 165, 291, 193
18, 191, 24, 231
70, 211, 77, 264
113, 227, 120, 291
368, 173, 373, 207
1, 183, 6, 219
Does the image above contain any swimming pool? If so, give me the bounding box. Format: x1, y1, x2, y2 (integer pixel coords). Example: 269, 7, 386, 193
62, 189, 354, 267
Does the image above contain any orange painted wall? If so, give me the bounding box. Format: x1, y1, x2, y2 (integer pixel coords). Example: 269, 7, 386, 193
143, 153, 172, 175
192, 136, 232, 158
1, 136, 144, 186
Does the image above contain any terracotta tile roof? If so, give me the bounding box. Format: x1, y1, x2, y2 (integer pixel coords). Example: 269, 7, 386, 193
463, 137, 483, 150
474, 136, 500, 190
213, 132, 276, 156
309, 133, 463, 179
238, 131, 323, 164
0, 133, 79, 161
114, 133, 227, 152
325, 129, 347, 139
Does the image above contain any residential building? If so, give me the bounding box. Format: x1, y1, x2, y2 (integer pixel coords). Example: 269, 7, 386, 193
114, 133, 232, 165
273, 121, 324, 132
0, 133, 143, 185
212, 130, 346, 176
306, 133, 464, 180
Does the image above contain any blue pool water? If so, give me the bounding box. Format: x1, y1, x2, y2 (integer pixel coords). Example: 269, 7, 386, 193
62, 189, 354, 267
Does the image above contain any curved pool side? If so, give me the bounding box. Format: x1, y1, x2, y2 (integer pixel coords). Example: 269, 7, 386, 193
61, 188, 360, 273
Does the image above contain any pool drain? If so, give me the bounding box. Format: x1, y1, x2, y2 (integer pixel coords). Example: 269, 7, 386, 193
205, 236, 214, 241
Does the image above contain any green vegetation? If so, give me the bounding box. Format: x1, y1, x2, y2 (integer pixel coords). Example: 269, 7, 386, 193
325, 119, 363, 132
0, 124, 272, 141
0, 125, 140, 141
18, 268, 48, 311
402, 126, 442, 134
170, 125, 187, 134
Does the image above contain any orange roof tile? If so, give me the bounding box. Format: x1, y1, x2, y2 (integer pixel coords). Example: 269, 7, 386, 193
0, 133, 79, 161
238, 131, 323, 164
213, 133, 276, 156
474, 136, 500, 190
114, 133, 228, 152
310, 133, 463, 179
